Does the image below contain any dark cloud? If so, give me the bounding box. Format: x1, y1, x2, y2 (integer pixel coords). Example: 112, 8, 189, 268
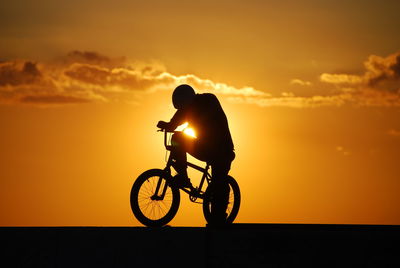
365, 52, 400, 87
64, 64, 110, 85
0, 55, 104, 105
63, 63, 166, 90
0, 50, 181, 105
68, 50, 111, 63
0, 61, 42, 86
61, 50, 126, 68
318, 51, 400, 107
321, 51, 400, 91
20, 94, 90, 104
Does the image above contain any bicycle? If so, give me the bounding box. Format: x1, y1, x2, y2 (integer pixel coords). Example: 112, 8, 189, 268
130, 128, 241, 227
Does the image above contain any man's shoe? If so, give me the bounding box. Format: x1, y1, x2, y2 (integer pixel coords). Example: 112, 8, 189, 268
173, 174, 193, 189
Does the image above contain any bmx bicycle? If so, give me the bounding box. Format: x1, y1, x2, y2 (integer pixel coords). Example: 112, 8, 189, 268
130, 128, 240, 227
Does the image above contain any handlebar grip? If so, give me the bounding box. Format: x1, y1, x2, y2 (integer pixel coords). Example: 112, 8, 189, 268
157, 127, 176, 133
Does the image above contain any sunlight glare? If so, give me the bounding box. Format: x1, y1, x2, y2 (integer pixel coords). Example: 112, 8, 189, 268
175, 122, 189, 131
176, 122, 196, 138
184, 127, 196, 138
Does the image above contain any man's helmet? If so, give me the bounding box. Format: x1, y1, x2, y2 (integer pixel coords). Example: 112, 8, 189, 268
172, 84, 195, 109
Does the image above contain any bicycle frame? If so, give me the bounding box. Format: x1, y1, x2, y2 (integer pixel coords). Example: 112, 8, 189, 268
153, 129, 212, 203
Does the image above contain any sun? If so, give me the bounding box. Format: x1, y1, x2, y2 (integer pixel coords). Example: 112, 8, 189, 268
183, 127, 196, 138
176, 122, 197, 138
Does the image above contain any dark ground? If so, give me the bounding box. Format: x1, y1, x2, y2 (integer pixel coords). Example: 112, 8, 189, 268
1, 224, 399, 267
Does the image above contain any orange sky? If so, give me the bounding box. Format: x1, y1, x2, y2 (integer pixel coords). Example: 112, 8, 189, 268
1, 0, 400, 226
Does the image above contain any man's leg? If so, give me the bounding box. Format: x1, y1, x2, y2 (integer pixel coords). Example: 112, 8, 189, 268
170, 132, 188, 178
210, 161, 231, 225
170, 132, 196, 188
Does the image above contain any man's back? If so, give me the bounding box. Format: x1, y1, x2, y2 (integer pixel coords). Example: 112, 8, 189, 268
185, 93, 234, 153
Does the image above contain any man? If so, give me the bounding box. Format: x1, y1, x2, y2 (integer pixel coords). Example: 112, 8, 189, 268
157, 84, 235, 224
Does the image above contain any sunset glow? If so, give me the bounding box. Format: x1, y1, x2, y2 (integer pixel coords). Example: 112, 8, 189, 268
0, 0, 399, 227
183, 127, 196, 139
176, 122, 197, 138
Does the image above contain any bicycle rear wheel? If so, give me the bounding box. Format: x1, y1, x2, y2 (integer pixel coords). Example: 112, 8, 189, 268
130, 169, 180, 227
202, 175, 240, 224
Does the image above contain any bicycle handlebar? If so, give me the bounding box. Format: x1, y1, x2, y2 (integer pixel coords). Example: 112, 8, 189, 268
158, 128, 178, 149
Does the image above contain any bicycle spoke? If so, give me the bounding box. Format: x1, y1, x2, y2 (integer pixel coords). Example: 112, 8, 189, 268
131, 169, 181, 227
136, 176, 174, 220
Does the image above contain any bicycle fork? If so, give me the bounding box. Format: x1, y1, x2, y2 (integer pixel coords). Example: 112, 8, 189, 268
151, 176, 169, 201
151, 163, 173, 201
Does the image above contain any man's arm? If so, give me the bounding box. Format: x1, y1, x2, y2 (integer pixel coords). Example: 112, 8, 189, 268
157, 109, 186, 130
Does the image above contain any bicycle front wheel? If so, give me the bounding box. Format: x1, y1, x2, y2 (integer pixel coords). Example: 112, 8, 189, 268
130, 169, 180, 227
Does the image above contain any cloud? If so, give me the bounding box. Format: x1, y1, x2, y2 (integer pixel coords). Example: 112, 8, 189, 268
63, 63, 172, 91
228, 93, 352, 108
0, 61, 42, 86
230, 52, 399, 108
0, 59, 104, 105
20, 94, 90, 104
290, 79, 312, 86
319, 73, 362, 85
318, 51, 400, 107
320, 52, 400, 88
59, 50, 126, 68
364, 52, 400, 87
1, 50, 399, 108
0, 50, 267, 106
169, 73, 267, 97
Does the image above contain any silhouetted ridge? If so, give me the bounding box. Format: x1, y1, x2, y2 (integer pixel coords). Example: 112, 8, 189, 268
1, 224, 399, 267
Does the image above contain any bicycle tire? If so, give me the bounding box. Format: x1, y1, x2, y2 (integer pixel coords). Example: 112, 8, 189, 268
202, 175, 240, 224
130, 169, 180, 227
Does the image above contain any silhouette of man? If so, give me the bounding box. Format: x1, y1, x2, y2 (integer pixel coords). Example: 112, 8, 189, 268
157, 84, 235, 224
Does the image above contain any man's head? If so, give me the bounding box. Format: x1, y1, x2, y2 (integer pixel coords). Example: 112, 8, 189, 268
172, 84, 196, 109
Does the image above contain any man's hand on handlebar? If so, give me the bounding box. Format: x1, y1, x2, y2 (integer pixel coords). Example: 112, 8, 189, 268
157, 120, 169, 130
